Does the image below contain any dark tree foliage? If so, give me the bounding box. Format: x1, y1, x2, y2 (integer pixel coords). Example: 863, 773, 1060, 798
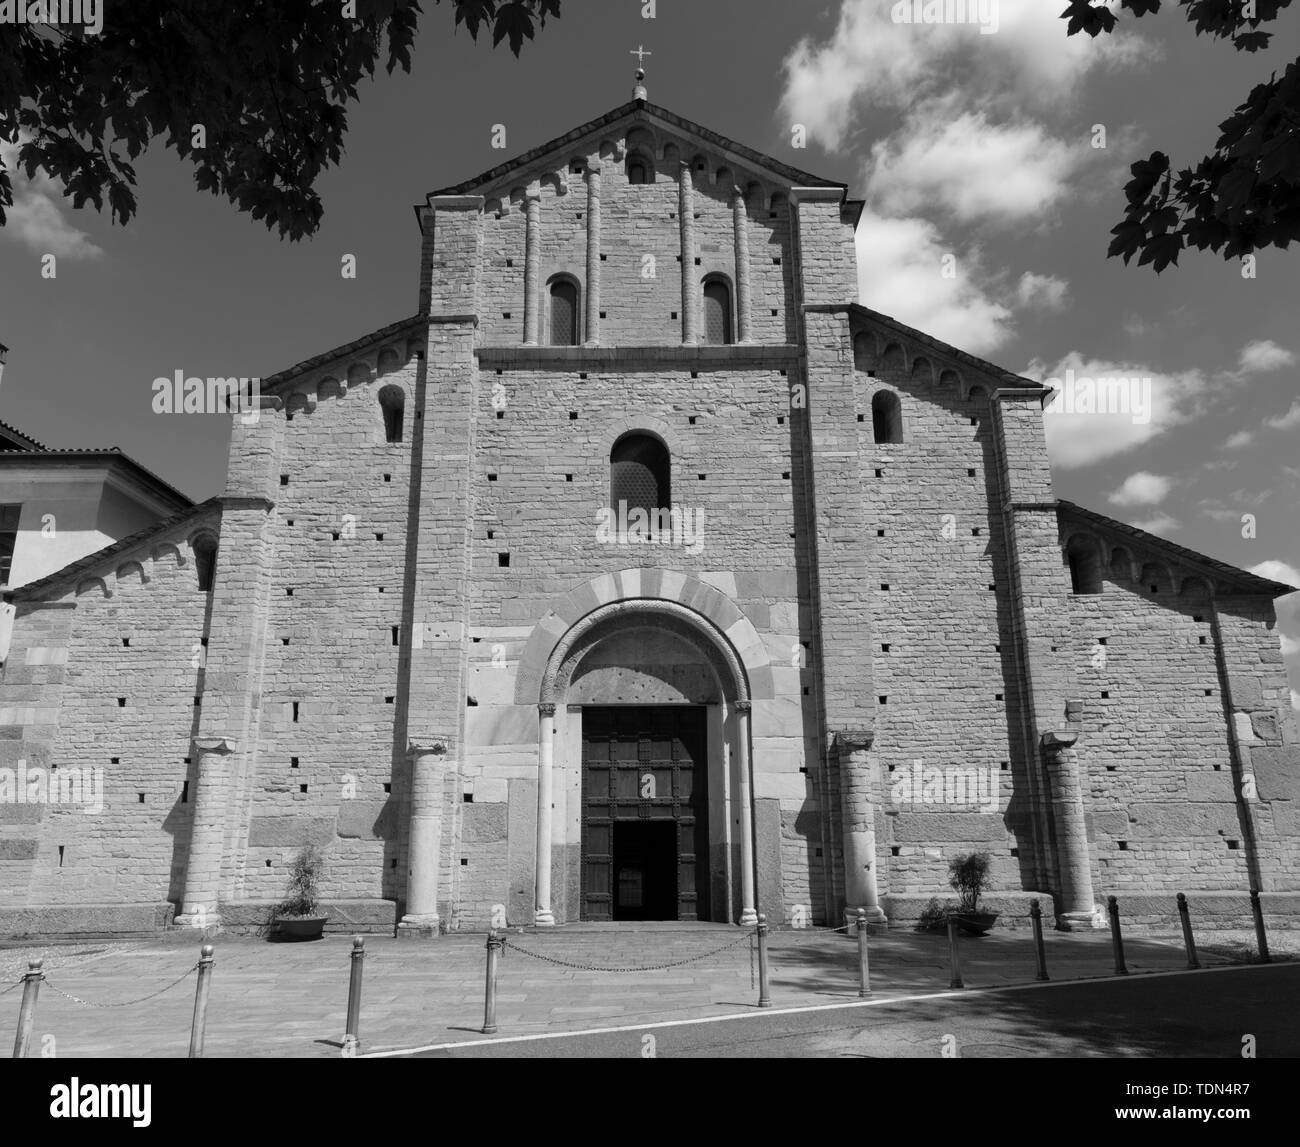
1061, 0, 1299, 270
0, 0, 561, 241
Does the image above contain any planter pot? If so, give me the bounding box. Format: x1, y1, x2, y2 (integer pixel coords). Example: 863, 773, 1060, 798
953, 911, 998, 936
275, 915, 329, 941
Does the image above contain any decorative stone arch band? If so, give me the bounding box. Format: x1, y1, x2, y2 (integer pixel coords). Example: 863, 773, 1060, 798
516, 569, 772, 927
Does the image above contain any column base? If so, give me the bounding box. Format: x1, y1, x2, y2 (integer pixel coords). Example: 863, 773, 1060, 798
844, 905, 888, 930
739, 909, 758, 926
1056, 910, 1099, 932
397, 913, 440, 939
174, 911, 221, 929
534, 909, 556, 927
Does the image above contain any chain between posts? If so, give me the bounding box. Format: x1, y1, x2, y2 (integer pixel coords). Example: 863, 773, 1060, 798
40, 963, 200, 1009
500, 931, 752, 973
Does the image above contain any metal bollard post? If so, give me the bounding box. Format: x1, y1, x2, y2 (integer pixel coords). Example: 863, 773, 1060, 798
946, 916, 964, 989
188, 945, 215, 1059
1250, 890, 1270, 964
1030, 899, 1049, 982
482, 931, 503, 1035
11, 958, 43, 1059
343, 936, 365, 1054
856, 908, 871, 998
1107, 896, 1128, 975
1176, 893, 1200, 970
755, 914, 772, 1008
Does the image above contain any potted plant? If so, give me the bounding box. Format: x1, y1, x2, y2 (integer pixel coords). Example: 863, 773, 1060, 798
948, 851, 998, 936
273, 844, 329, 941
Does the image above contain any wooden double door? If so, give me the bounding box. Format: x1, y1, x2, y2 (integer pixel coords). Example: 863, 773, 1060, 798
580, 706, 710, 922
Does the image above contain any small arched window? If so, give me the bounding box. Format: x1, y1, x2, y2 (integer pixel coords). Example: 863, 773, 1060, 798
194, 535, 218, 593
871, 391, 903, 444
378, 385, 404, 443
549, 278, 580, 346
1067, 538, 1103, 594
610, 433, 670, 531
702, 277, 733, 345
626, 155, 652, 185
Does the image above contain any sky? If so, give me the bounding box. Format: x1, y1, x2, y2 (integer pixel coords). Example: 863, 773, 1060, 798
0, 0, 1296, 700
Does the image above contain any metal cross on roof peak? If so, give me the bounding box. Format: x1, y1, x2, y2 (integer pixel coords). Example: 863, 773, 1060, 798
630, 45, 652, 69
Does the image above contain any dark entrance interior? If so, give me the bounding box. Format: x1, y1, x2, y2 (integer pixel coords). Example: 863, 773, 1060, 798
581, 706, 709, 922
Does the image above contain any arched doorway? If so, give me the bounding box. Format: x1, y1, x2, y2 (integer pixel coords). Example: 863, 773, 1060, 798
534, 598, 756, 925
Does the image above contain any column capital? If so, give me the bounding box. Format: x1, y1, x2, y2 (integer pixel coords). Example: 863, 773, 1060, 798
1041, 730, 1080, 752
193, 736, 236, 755
538, 703, 557, 718
585, 160, 603, 176
408, 739, 451, 760
832, 727, 875, 753
733, 699, 752, 714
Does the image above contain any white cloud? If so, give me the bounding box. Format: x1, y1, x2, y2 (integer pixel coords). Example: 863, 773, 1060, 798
0, 136, 104, 260
856, 210, 1013, 354
1238, 340, 1296, 373
1291, 689, 1300, 711
866, 106, 1086, 226
1249, 561, 1300, 589
1224, 430, 1253, 449
1024, 352, 1215, 469
1128, 512, 1180, 535
1109, 472, 1172, 507
1265, 401, 1300, 431
780, 0, 1145, 151
1281, 633, 1300, 657
1016, 272, 1069, 311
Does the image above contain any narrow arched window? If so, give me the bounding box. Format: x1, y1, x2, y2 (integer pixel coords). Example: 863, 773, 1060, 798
610, 433, 670, 533
1067, 539, 1103, 594
702, 278, 733, 345
378, 386, 404, 443
871, 391, 903, 444
194, 536, 218, 593
627, 157, 650, 185
549, 279, 579, 346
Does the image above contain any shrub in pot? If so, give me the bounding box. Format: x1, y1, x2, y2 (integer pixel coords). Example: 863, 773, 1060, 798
948, 851, 998, 935
273, 844, 329, 941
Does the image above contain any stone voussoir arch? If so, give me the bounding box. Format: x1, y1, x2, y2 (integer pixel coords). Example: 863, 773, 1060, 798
514, 568, 773, 706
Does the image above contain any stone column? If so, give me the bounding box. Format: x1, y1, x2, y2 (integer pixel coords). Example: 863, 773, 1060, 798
732, 186, 753, 344
734, 701, 758, 925
535, 703, 557, 926
584, 164, 602, 347
1043, 729, 1095, 929
523, 189, 542, 345
175, 736, 236, 927
678, 162, 699, 345
399, 740, 449, 933
835, 730, 886, 924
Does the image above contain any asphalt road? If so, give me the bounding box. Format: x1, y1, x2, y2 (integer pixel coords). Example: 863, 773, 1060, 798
400, 964, 1298, 1058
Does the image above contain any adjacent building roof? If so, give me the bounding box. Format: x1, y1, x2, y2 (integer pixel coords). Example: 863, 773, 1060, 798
0, 447, 194, 514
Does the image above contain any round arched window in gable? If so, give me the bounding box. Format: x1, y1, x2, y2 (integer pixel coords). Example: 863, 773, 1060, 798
548, 277, 580, 346
610, 432, 671, 528
378, 385, 405, 443
871, 390, 903, 444
193, 534, 219, 593
626, 154, 654, 185
702, 276, 734, 345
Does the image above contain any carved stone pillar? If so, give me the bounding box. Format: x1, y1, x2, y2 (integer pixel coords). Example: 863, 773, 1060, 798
732, 186, 753, 344
835, 728, 886, 925
176, 736, 236, 927
733, 701, 758, 925
678, 162, 699, 345
523, 190, 542, 345
399, 739, 449, 933
1043, 727, 1095, 929
535, 703, 557, 926
584, 165, 602, 347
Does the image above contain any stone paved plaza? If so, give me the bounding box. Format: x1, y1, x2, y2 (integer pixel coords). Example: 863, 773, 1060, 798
2, 924, 1292, 1059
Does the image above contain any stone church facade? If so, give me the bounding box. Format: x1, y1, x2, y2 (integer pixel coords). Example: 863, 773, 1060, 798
2, 91, 1298, 938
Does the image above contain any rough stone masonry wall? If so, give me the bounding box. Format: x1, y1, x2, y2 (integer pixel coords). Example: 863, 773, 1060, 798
475, 134, 794, 349
847, 328, 1024, 906
245, 343, 424, 907
0, 513, 218, 909
460, 351, 819, 927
